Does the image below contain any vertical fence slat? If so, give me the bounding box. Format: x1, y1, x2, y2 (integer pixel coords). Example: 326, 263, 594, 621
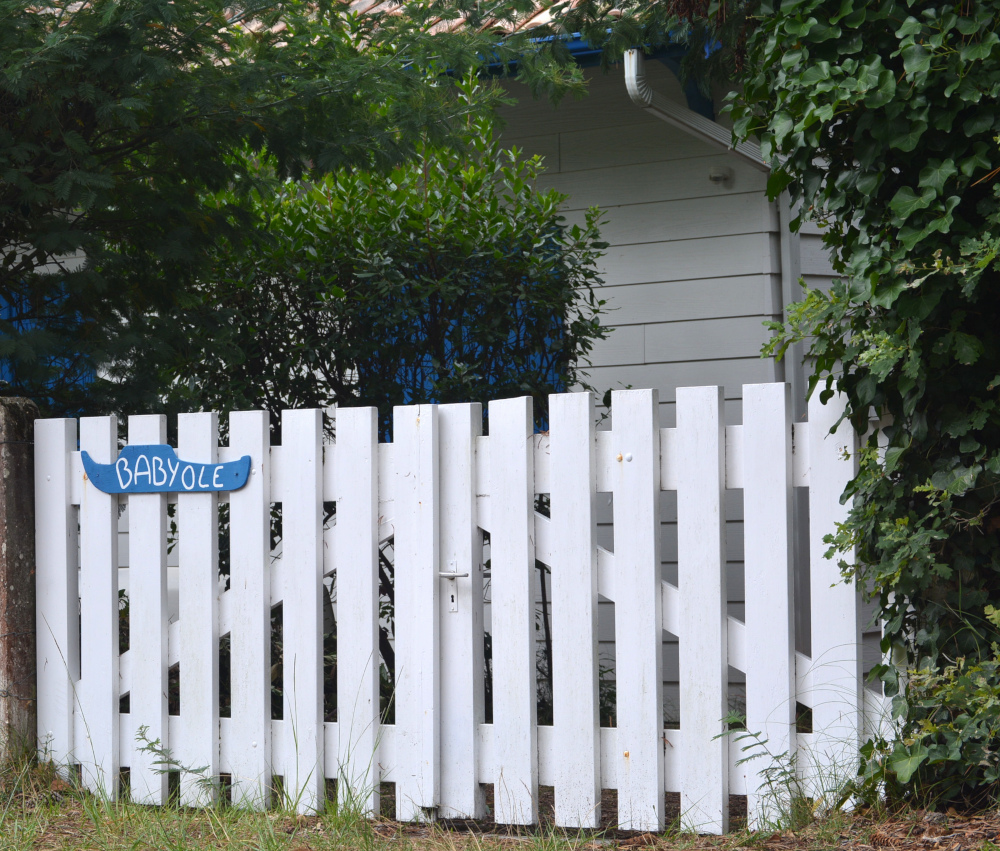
177, 412, 220, 807
281, 409, 325, 812
78, 415, 120, 798
742, 384, 796, 828
550, 391, 601, 828
488, 396, 538, 825
35, 418, 78, 772
333, 407, 381, 815
676, 385, 728, 834
806, 392, 861, 799
438, 403, 486, 819
228, 411, 272, 809
127, 415, 169, 805
611, 389, 664, 832
394, 404, 441, 821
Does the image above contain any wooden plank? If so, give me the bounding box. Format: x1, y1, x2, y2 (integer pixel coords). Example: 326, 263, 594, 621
393, 404, 441, 821
587, 325, 644, 368
800, 234, 838, 277
126, 415, 169, 805
581, 360, 776, 406
332, 408, 381, 815
557, 121, 713, 172
549, 392, 601, 828
658, 399, 745, 430
806, 392, 862, 801
609, 389, 664, 832
597, 233, 779, 288
742, 384, 796, 828
487, 396, 538, 825
540, 155, 769, 211
597, 277, 770, 327
644, 317, 777, 365
177, 412, 220, 806
562, 193, 777, 246
280, 409, 325, 813
228, 411, 272, 809
437, 403, 486, 819
675, 386, 728, 834
34, 419, 78, 773
78, 416, 120, 798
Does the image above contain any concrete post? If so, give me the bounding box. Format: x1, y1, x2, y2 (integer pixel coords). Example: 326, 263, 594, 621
0, 397, 39, 761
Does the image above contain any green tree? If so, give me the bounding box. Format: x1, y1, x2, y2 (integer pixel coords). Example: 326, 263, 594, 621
0, 0, 585, 415
146, 101, 608, 434
726, 0, 1000, 803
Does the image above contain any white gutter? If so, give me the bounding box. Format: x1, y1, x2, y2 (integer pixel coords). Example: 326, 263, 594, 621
624, 49, 769, 173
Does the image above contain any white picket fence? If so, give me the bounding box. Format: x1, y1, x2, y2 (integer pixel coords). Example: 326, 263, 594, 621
34, 385, 883, 833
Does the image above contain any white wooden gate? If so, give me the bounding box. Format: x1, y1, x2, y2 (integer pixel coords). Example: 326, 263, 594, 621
34, 385, 880, 833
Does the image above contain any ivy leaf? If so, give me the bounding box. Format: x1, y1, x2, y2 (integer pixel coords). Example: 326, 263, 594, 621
918, 160, 957, 195
864, 68, 896, 108
889, 186, 933, 221
884, 444, 906, 473
896, 17, 924, 38
901, 43, 932, 76
888, 743, 929, 784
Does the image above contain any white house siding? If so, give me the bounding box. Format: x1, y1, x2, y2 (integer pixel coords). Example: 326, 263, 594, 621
498, 61, 784, 433
498, 61, 788, 724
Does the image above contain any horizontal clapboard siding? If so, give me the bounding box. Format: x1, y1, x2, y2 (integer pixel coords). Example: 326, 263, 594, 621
543, 155, 770, 209
561, 192, 778, 246
587, 317, 776, 368
597, 275, 773, 325
499, 64, 783, 427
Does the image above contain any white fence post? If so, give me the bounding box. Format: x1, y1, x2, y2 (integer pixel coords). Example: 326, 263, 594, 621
35, 418, 79, 774
549, 391, 601, 828
127, 414, 169, 805
332, 407, 381, 816
806, 392, 861, 800
742, 383, 796, 828
77, 415, 120, 798
394, 404, 441, 821
177, 412, 220, 807
611, 388, 664, 833
437, 403, 486, 820
487, 396, 538, 826
676, 386, 727, 834
281, 409, 325, 813
228, 411, 272, 809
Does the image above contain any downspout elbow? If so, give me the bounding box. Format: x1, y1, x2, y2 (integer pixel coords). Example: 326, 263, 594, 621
625, 48, 653, 107
623, 48, 769, 173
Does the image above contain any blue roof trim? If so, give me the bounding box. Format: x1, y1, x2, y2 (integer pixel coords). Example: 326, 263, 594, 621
488, 36, 715, 121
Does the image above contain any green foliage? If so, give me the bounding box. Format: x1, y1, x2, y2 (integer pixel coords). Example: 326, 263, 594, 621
734, 0, 1000, 663
547, 0, 761, 84
859, 651, 1000, 807
147, 100, 608, 433
0, 0, 584, 415
730, 0, 1000, 804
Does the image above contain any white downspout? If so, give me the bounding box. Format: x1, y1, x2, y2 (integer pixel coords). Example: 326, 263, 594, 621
624, 48, 769, 172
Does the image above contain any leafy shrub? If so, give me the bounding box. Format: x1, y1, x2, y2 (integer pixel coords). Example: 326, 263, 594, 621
861, 649, 1000, 808
147, 80, 608, 436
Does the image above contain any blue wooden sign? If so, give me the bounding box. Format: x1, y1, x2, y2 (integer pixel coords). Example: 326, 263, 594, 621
81, 445, 252, 495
